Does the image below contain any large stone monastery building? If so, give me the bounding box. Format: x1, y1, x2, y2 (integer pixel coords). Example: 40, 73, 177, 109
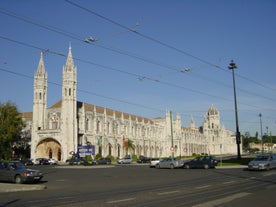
22, 47, 239, 162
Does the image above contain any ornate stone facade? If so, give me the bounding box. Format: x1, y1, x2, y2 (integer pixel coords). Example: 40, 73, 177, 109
23, 47, 239, 162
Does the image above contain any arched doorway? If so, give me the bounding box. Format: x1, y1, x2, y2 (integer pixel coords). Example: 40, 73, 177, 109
49, 149, 53, 158
36, 138, 62, 161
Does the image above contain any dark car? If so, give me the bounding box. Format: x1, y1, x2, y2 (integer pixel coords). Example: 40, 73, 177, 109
67, 157, 89, 165
22, 159, 34, 166
92, 157, 111, 165
183, 156, 218, 169
0, 161, 43, 184
35, 158, 50, 165
137, 157, 151, 163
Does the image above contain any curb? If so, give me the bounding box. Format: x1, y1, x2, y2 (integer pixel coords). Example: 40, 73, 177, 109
0, 183, 46, 193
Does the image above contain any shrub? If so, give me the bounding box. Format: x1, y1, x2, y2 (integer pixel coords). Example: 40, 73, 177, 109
95, 153, 102, 160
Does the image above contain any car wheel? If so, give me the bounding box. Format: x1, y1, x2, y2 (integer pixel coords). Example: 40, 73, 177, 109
170, 164, 174, 169
203, 164, 209, 169
15, 175, 23, 184
184, 165, 190, 169
266, 165, 271, 171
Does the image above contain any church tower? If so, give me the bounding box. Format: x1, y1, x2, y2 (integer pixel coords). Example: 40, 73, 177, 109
61, 45, 78, 157
31, 52, 48, 158
206, 104, 220, 129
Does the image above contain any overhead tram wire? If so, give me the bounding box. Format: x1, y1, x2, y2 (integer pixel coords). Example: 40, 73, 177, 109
1, 6, 275, 101
0, 7, 180, 74
0, 8, 275, 103
0, 35, 267, 111
0, 66, 270, 127
0, 66, 164, 114
65, 0, 276, 93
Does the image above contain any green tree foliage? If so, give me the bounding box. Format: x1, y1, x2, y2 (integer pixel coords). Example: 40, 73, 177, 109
125, 139, 135, 155
263, 135, 276, 144
0, 101, 24, 160
242, 131, 262, 153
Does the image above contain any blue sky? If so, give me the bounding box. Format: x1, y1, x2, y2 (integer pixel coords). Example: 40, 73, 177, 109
0, 0, 275, 137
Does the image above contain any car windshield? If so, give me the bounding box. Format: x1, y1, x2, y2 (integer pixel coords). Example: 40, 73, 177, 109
254, 156, 270, 161
9, 162, 26, 170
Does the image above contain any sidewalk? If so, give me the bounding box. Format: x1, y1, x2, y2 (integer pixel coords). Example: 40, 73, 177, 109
216, 165, 247, 169
0, 183, 46, 193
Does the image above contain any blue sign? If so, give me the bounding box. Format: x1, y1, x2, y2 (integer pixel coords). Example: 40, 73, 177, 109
77, 145, 95, 157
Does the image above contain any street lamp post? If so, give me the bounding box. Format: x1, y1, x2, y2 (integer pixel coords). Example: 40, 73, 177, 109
228, 60, 241, 159
259, 113, 263, 154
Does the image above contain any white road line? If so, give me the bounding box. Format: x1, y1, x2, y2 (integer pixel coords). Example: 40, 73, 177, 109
195, 185, 211, 189
157, 190, 180, 195
222, 180, 236, 185
106, 197, 136, 204
192, 192, 251, 207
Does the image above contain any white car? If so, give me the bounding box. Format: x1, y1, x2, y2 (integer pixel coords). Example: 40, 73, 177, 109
149, 158, 161, 168
48, 158, 58, 165
248, 154, 276, 171
117, 157, 132, 164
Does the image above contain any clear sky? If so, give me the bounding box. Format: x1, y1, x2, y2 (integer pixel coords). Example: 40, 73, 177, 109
0, 0, 275, 137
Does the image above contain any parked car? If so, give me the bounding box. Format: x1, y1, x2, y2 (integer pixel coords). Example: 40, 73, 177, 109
149, 158, 162, 168
137, 157, 151, 163
34, 158, 50, 165
48, 158, 58, 165
183, 156, 218, 169
248, 154, 276, 171
92, 157, 111, 165
155, 158, 184, 169
0, 161, 43, 184
67, 157, 89, 165
117, 156, 132, 164
22, 159, 34, 166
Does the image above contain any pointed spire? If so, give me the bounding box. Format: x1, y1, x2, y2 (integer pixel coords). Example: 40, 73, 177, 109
64, 44, 75, 72
37, 51, 45, 75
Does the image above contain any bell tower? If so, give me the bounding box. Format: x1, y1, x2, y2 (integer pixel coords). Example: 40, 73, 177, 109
31, 52, 48, 158
61, 45, 78, 158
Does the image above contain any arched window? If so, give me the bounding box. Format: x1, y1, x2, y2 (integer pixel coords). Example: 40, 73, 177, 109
96, 120, 100, 133
58, 148, 61, 161
108, 144, 112, 156
85, 118, 89, 131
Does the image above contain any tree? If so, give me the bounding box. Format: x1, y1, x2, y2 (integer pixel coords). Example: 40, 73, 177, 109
0, 101, 24, 160
124, 139, 135, 156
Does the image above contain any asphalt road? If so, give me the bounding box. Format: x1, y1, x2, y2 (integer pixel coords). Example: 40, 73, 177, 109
0, 164, 276, 207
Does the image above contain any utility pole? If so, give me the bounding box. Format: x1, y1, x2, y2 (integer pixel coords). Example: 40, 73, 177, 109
228, 60, 241, 159
170, 111, 174, 158
259, 113, 263, 154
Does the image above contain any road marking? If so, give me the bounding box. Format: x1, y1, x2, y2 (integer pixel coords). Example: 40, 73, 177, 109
192, 192, 251, 207
195, 185, 210, 189
222, 180, 236, 185
106, 197, 136, 204
157, 190, 179, 195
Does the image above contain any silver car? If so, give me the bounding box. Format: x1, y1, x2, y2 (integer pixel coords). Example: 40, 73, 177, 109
155, 158, 184, 169
248, 154, 276, 171
117, 157, 132, 164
